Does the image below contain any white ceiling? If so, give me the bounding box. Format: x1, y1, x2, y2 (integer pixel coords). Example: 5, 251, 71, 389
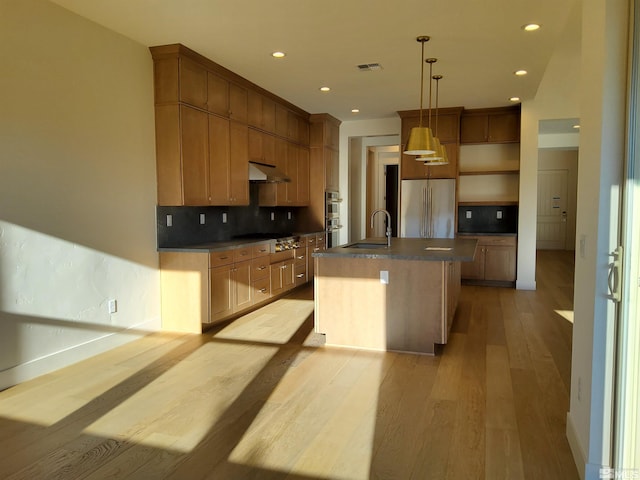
50, 0, 580, 122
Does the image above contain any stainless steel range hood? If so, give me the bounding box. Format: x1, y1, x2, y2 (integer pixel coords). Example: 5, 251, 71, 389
248, 161, 291, 183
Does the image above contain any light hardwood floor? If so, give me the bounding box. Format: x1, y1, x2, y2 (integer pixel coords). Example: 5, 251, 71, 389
0, 250, 578, 479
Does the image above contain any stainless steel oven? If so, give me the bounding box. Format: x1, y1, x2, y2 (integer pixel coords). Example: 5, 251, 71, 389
325, 190, 342, 248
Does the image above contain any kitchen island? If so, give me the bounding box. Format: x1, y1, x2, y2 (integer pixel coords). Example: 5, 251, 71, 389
312, 237, 477, 355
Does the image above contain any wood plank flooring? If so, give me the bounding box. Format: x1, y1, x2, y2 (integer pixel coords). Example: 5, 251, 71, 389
0, 250, 579, 479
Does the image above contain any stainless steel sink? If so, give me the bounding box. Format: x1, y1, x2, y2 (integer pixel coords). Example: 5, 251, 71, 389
342, 242, 388, 249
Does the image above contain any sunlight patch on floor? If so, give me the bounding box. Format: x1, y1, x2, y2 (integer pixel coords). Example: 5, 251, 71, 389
82, 341, 279, 453
228, 350, 384, 480
555, 309, 574, 324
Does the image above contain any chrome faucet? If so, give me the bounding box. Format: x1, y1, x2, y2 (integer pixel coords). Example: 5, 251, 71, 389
370, 209, 392, 247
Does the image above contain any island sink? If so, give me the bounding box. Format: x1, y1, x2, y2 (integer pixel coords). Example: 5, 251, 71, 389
341, 242, 389, 249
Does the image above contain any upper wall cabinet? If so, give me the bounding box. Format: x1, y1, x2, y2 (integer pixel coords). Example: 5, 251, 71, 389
206, 72, 248, 123
150, 44, 311, 206
460, 106, 521, 144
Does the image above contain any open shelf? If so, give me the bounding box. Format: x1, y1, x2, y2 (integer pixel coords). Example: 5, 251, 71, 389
459, 170, 519, 176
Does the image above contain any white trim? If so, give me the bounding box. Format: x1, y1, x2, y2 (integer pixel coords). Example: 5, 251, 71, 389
0, 319, 158, 391
567, 412, 587, 480
516, 279, 537, 290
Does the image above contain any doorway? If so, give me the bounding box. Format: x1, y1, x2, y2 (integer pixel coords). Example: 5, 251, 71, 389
366, 146, 400, 238
536, 144, 579, 251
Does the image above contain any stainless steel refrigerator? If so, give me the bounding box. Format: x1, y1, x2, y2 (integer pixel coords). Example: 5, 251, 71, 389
400, 179, 456, 238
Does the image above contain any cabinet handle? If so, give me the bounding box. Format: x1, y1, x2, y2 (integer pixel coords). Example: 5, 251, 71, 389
258, 266, 266, 270
259, 288, 267, 293
281, 265, 287, 269
296, 273, 305, 278
219, 256, 229, 260
297, 255, 305, 259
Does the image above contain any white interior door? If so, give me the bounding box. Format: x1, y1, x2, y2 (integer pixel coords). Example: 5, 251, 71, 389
537, 169, 569, 249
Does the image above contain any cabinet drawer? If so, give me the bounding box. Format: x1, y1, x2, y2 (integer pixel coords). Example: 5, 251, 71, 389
294, 263, 307, 287
294, 249, 307, 266
252, 277, 271, 304
210, 250, 234, 268
233, 246, 252, 262
252, 242, 271, 258
252, 257, 270, 280
477, 235, 516, 247
297, 236, 308, 248
270, 250, 294, 264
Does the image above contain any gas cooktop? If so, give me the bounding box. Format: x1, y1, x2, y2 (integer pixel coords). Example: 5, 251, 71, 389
232, 233, 295, 240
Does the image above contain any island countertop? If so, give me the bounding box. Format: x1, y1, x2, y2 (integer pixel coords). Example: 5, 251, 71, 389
313, 237, 478, 262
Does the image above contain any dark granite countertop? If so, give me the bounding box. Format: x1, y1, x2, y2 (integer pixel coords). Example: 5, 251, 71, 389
457, 232, 517, 237
157, 231, 323, 253
313, 237, 478, 262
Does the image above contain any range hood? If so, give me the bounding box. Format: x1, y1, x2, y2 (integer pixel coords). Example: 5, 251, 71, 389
248, 161, 290, 183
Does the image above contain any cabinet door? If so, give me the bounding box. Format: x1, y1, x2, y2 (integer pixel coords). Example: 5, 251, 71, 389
229, 83, 248, 123
248, 90, 262, 128
307, 245, 315, 280
325, 148, 339, 191
179, 57, 207, 109
208, 115, 230, 205
488, 112, 520, 143
296, 146, 310, 206
229, 121, 249, 205
433, 114, 459, 143
460, 115, 489, 144
484, 245, 516, 281
252, 277, 271, 305
181, 105, 209, 205
283, 259, 296, 290
275, 104, 289, 138
207, 72, 229, 116
233, 260, 253, 312
461, 244, 485, 280
294, 262, 307, 287
271, 261, 285, 295
210, 264, 233, 322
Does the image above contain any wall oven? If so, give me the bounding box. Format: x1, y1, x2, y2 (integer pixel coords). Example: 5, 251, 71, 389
325, 190, 342, 248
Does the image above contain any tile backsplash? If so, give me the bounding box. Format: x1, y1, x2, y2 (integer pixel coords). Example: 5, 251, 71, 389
457, 205, 518, 234
157, 185, 306, 247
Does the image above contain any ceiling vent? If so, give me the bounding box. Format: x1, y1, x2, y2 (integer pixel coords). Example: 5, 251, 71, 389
357, 63, 383, 71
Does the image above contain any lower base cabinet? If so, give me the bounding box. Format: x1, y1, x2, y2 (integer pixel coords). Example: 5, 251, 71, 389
159, 233, 325, 334
461, 235, 517, 285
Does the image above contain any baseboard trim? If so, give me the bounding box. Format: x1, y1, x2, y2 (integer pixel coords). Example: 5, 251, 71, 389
566, 411, 587, 480
0, 319, 159, 391
516, 279, 537, 290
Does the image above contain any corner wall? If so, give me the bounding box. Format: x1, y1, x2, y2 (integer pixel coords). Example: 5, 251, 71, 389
0, 0, 160, 389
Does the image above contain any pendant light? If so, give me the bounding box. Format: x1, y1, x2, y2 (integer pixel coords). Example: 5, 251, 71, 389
419, 70, 449, 166
404, 36, 436, 155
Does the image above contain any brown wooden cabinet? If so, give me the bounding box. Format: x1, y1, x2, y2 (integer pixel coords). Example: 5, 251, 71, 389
248, 90, 276, 133
271, 258, 295, 296
305, 114, 342, 232
208, 117, 249, 205
151, 44, 312, 207
460, 106, 521, 144
444, 261, 461, 342
207, 72, 248, 122
397, 107, 463, 180
461, 235, 517, 285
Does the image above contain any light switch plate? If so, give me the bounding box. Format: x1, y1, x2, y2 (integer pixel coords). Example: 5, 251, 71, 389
465, 211, 472, 219
271, 212, 275, 221
166, 214, 173, 227
496, 210, 503, 219
380, 270, 389, 284
199, 213, 206, 224
222, 212, 227, 223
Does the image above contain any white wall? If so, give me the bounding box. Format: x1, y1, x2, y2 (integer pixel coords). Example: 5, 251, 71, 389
567, 0, 630, 477
517, 2, 583, 290
0, 0, 160, 390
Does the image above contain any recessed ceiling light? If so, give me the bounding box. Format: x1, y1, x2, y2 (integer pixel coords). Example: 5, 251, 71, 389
319, 86, 331, 92
573, 124, 581, 129
351, 108, 360, 113
271, 51, 286, 58
509, 97, 521, 102
522, 23, 541, 32
514, 69, 528, 76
